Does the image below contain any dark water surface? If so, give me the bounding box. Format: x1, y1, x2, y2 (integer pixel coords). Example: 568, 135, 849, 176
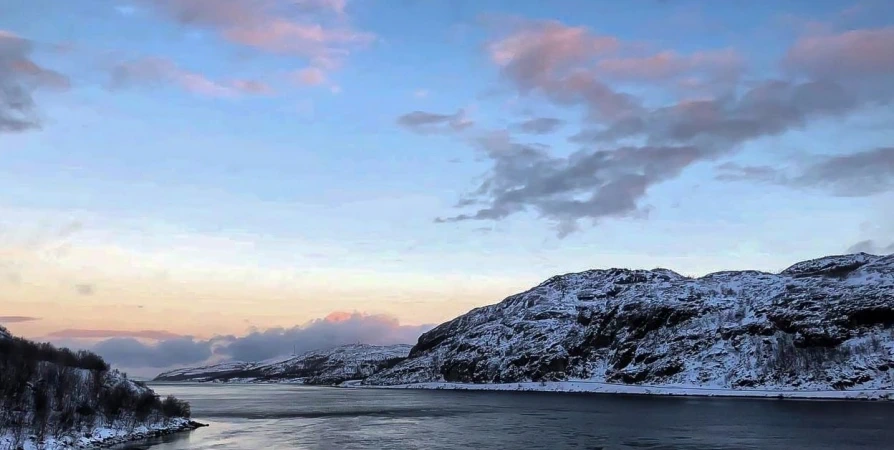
122, 383, 894, 449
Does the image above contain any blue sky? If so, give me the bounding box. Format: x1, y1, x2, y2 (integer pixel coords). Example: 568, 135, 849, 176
1, 0, 893, 373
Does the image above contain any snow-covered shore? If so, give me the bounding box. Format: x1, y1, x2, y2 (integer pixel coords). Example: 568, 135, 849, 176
341, 380, 893, 400
0, 418, 207, 450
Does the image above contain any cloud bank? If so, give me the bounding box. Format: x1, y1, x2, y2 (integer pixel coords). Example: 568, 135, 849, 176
401, 19, 894, 236
54, 311, 433, 372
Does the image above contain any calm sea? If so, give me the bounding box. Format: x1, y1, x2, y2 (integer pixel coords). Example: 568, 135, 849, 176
117, 383, 894, 449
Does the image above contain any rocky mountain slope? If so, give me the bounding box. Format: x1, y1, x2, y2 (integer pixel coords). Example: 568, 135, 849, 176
365, 253, 894, 392
155, 344, 412, 385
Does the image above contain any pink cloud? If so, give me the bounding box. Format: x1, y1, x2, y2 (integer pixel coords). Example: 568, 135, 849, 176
1, 30, 70, 132
109, 56, 270, 97
176, 71, 236, 97
230, 79, 275, 94
46, 329, 186, 340
428, 18, 894, 235
774, 2, 879, 37
486, 21, 642, 121
294, 0, 347, 16
784, 27, 894, 79
222, 20, 374, 58
0, 316, 40, 323
484, 21, 752, 121
293, 66, 326, 85
596, 48, 744, 83
1, 32, 68, 90
142, 0, 373, 73
488, 20, 619, 90
323, 311, 354, 322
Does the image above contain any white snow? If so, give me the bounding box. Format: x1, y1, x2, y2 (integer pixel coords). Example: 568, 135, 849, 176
0, 417, 192, 450
346, 381, 893, 400
367, 253, 894, 393
163, 253, 894, 402
156, 344, 413, 384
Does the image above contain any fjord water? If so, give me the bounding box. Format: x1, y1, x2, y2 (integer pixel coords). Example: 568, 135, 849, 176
123, 384, 894, 450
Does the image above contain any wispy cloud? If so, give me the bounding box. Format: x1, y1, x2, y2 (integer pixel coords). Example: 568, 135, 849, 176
140, 0, 374, 78
292, 67, 326, 86
58, 311, 432, 372
46, 329, 186, 340
0, 316, 41, 324
783, 27, 894, 82
0, 31, 69, 133
396, 109, 474, 134
430, 19, 894, 237
716, 147, 894, 197
514, 117, 563, 134
108, 56, 272, 97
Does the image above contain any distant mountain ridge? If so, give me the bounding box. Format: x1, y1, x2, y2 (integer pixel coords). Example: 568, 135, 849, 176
154, 344, 412, 384
156, 253, 894, 397
365, 253, 894, 393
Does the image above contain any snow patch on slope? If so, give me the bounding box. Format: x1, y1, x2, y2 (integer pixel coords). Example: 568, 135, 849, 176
366, 253, 894, 396
155, 344, 412, 384
0, 418, 194, 450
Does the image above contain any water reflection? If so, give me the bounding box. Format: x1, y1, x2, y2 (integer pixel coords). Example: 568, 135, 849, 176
115, 384, 894, 450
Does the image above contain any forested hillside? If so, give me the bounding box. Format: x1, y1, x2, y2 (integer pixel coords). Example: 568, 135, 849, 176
0, 325, 193, 449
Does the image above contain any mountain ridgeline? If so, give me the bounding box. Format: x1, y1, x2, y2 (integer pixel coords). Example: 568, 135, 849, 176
158, 253, 894, 394
366, 253, 894, 391
155, 344, 412, 384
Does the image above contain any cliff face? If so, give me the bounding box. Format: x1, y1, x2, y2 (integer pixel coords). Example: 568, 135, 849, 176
155, 344, 412, 385
365, 253, 894, 391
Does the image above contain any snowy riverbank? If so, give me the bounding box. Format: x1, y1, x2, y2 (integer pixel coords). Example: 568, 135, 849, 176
0, 418, 207, 450
341, 380, 894, 400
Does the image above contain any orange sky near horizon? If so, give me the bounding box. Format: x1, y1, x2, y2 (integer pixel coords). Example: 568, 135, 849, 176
0, 237, 533, 341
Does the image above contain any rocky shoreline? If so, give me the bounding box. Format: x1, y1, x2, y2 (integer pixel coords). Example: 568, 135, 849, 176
3, 419, 208, 450
347, 380, 893, 401
86, 420, 209, 449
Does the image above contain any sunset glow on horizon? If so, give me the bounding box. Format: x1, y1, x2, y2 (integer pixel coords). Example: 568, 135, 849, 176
2, 0, 893, 376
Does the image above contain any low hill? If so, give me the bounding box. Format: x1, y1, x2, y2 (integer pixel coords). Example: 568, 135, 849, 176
0, 326, 198, 449
155, 344, 412, 385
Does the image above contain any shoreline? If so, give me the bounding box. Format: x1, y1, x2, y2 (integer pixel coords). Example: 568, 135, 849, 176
0, 418, 208, 450
340, 380, 894, 401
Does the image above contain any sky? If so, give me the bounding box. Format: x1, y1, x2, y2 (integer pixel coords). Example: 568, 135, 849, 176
1, 0, 893, 376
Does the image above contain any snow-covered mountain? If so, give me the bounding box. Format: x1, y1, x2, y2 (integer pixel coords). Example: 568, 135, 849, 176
365, 253, 894, 392
154, 344, 412, 384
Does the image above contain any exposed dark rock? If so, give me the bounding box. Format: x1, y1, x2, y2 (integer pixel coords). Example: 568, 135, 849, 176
366, 253, 894, 391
